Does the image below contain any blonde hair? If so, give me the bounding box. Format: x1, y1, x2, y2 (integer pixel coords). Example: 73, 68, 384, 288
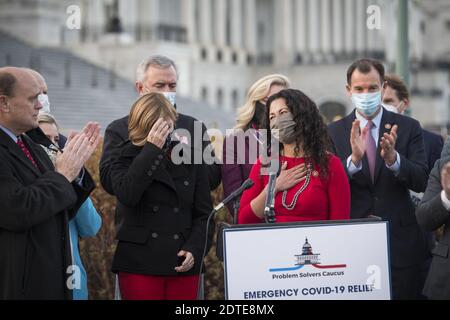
37, 112, 59, 129
234, 74, 290, 131
129, 93, 178, 146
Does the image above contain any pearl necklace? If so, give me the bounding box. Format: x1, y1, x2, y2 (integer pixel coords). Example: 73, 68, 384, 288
281, 163, 313, 211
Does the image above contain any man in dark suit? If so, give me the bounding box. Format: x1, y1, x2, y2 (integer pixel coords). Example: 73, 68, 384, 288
382, 74, 444, 173
100, 55, 221, 215
328, 58, 430, 299
0, 67, 99, 299
416, 139, 450, 299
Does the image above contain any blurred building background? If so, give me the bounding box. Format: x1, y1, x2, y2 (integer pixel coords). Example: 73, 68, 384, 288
0, 0, 449, 135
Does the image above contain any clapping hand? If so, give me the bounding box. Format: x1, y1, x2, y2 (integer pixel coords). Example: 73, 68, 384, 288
55, 122, 100, 182
380, 125, 398, 166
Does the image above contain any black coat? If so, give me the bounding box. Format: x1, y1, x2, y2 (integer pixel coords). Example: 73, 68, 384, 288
0, 129, 94, 299
328, 109, 430, 269
100, 113, 221, 196
100, 113, 221, 228
110, 141, 213, 276
416, 154, 450, 299
422, 129, 444, 174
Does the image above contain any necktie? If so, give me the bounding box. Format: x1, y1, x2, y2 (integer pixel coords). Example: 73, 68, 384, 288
365, 120, 377, 182
17, 136, 38, 168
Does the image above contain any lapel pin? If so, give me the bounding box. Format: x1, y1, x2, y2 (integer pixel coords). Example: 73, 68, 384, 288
385, 124, 392, 130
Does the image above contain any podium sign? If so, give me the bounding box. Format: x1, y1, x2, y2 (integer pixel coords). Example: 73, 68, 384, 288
223, 220, 391, 300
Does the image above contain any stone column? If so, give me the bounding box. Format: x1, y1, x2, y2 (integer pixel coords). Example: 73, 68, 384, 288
199, 0, 212, 45
245, 0, 257, 54
355, 0, 366, 54
308, 0, 321, 60
118, 0, 137, 39
344, 0, 355, 55
215, 0, 227, 47
230, 0, 242, 48
332, 0, 344, 55
321, 0, 332, 60
149, 0, 160, 40
295, 0, 308, 59
182, 0, 197, 43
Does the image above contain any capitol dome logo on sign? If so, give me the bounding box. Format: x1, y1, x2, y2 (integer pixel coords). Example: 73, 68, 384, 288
269, 237, 347, 273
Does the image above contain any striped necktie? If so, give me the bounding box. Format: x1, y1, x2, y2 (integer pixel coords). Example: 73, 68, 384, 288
17, 136, 38, 168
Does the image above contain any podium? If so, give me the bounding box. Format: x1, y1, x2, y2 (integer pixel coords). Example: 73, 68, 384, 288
219, 219, 391, 300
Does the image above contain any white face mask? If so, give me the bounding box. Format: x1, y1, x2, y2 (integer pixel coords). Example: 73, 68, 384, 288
38, 93, 51, 114
142, 85, 176, 107
383, 104, 398, 113
383, 101, 405, 115
162, 92, 176, 107
351, 91, 382, 118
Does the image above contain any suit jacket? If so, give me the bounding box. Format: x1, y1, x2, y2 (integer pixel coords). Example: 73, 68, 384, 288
416, 151, 450, 299
110, 141, 213, 276
328, 109, 430, 268
0, 129, 94, 299
423, 129, 444, 174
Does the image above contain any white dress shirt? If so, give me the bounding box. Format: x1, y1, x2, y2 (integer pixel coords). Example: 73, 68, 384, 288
347, 107, 401, 177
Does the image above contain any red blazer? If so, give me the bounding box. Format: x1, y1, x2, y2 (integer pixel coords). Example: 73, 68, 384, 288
238, 154, 350, 224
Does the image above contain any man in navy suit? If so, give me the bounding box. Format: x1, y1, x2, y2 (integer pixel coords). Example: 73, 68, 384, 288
382, 74, 443, 173
328, 58, 431, 299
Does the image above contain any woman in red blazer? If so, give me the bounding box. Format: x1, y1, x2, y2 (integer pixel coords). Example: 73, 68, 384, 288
238, 89, 350, 224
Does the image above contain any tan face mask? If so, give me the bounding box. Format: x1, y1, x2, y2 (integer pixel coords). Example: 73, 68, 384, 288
270, 112, 297, 144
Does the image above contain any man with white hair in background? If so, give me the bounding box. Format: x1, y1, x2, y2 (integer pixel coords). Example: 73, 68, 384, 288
100, 55, 221, 202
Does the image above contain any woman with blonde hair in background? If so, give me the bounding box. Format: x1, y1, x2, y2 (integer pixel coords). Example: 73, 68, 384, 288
222, 74, 290, 221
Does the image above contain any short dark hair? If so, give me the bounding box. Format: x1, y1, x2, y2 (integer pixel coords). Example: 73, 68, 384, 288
384, 74, 409, 101
0, 71, 16, 97
346, 58, 385, 85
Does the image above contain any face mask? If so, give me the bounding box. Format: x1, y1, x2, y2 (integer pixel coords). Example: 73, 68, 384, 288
252, 101, 266, 128
351, 91, 381, 117
162, 92, 176, 107
270, 112, 297, 144
142, 85, 177, 107
384, 101, 406, 115
38, 93, 51, 113
383, 103, 398, 114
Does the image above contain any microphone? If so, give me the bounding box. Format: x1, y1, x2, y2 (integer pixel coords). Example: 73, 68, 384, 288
213, 179, 254, 213
263, 159, 280, 223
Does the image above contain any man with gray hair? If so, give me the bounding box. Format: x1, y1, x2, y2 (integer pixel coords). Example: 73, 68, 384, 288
100, 55, 221, 199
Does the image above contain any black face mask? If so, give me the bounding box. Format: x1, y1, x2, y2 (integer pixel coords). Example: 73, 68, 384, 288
252, 101, 267, 129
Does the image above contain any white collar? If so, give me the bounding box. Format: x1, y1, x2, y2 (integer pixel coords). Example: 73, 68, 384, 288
355, 106, 383, 129
0, 124, 18, 143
